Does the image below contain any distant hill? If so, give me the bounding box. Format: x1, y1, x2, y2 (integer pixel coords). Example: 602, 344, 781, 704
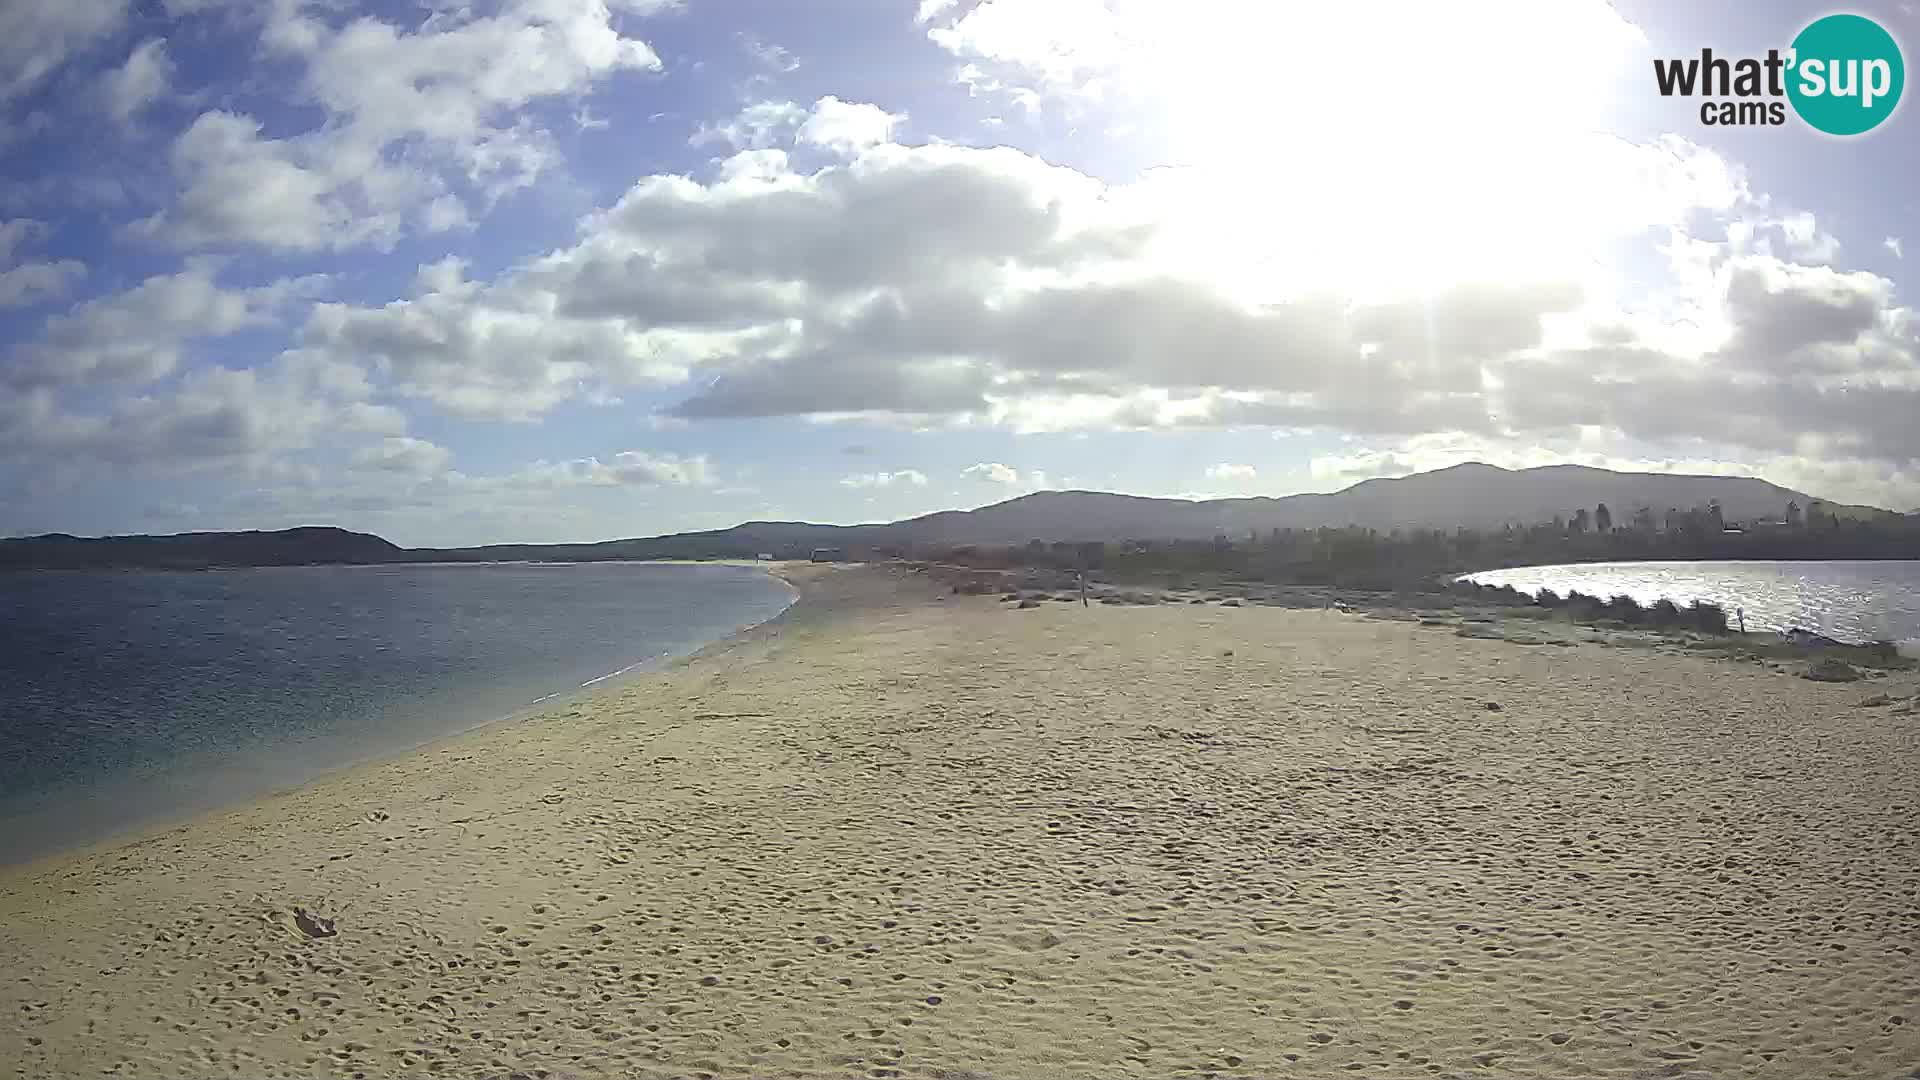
0, 463, 1892, 570
0, 527, 402, 570
878, 463, 1885, 546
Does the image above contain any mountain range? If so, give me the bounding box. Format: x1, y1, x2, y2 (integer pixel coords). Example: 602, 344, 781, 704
860, 463, 1883, 546
0, 463, 1895, 570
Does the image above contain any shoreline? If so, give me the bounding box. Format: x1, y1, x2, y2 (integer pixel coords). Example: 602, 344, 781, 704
5, 563, 1916, 1078
1458, 560, 1920, 652
0, 561, 813, 874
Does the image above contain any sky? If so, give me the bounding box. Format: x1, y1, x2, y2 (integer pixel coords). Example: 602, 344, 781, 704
2, 0, 1918, 546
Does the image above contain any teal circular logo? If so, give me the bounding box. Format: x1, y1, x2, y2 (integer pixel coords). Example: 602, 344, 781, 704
1787, 14, 1904, 135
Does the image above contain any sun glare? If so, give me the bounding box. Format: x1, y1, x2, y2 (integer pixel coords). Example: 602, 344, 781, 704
1130, 0, 1651, 300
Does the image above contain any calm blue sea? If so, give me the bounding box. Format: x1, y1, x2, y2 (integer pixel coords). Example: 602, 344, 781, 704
0, 563, 795, 863
1463, 560, 1920, 646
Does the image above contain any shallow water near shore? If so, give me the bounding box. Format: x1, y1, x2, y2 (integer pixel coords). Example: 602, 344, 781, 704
1463, 559, 1920, 645
0, 562, 796, 863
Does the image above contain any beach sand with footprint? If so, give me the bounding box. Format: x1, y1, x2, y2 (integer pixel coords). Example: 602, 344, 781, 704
3, 563, 1917, 1079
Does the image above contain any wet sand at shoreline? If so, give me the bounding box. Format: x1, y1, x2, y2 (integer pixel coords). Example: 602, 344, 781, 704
3, 563, 1917, 1079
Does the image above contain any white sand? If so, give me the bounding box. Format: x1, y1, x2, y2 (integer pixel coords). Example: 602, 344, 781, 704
3, 564, 1917, 1079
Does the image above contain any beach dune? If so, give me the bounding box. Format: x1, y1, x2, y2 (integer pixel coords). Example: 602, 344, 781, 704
3, 564, 1917, 1079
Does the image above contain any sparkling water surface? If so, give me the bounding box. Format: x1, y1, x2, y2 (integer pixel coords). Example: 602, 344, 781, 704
1463, 560, 1920, 645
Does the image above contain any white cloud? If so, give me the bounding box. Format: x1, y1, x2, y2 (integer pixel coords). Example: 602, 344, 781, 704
0, 0, 128, 104
274, 116, 1920, 487
421, 195, 473, 234
8, 262, 327, 387
797, 96, 903, 153
697, 97, 901, 155
693, 100, 807, 150
100, 38, 171, 126
0, 259, 85, 308
1788, 213, 1840, 263
299, 255, 696, 422
1889, 237, 1906, 260
1204, 463, 1257, 482
138, 0, 670, 252
0, 218, 84, 308
915, 0, 959, 23
0, 352, 401, 468
351, 436, 452, 476
1309, 450, 1419, 486
87, 63, 1896, 517
132, 111, 423, 252
963, 462, 1021, 485
510, 451, 713, 489
839, 469, 929, 489
926, 0, 1126, 99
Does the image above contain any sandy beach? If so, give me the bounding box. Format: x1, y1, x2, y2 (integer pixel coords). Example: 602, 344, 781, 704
3, 563, 1917, 1079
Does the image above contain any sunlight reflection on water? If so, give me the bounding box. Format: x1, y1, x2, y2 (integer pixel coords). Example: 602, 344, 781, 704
1462, 560, 1920, 645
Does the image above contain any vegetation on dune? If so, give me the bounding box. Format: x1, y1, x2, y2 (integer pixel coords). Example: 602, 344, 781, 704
1606, 594, 1645, 623
916, 498, 1918, 595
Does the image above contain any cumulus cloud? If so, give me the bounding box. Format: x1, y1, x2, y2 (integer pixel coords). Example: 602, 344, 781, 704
1310, 450, 1418, 486
204, 93, 1920, 512
299, 256, 694, 421
915, 0, 959, 23
0, 219, 85, 309
99, 38, 171, 126
509, 451, 713, 489
1774, 210, 1840, 264
0, 0, 128, 105
696, 96, 902, 155
692, 100, 807, 150
132, 111, 425, 252
1714, 258, 1893, 374
260, 114, 1920, 492
135, 0, 670, 251
839, 469, 928, 489
0, 259, 84, 308
926, 0, 1126, 100
8, 262, 326, 387
16, 1, 1917, 529
796, 96, 903, 153
0, 352, 401, 468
